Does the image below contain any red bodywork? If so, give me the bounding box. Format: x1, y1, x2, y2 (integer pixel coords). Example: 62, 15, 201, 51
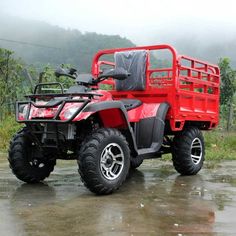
18, 89, 160, 129
18, 44, 220, 132
91, 44, 220, 131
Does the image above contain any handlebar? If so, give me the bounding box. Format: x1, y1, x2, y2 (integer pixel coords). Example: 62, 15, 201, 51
54, 67, 130, 86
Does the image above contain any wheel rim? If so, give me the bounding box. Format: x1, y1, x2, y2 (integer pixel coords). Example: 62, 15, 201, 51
100, 143, 124, 180
191, 138, 202, 165
28, 142, 46, 169
29, 159, 45, 168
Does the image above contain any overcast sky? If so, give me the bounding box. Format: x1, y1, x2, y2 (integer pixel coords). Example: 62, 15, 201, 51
1, 0, 236, 44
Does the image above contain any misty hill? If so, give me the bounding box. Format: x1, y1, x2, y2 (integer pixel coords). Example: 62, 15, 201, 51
0, 14, 236, 70
134, 20, 236, 68
0, 15, 135, 72
156, 33, 236, 68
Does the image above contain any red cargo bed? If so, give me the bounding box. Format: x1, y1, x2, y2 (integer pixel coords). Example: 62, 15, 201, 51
92, 44, 220, 131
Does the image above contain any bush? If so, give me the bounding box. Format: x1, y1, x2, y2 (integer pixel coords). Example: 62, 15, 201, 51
0, 115, 22, 151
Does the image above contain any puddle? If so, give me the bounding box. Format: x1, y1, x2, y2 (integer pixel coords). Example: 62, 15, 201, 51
0, 155, 236, 235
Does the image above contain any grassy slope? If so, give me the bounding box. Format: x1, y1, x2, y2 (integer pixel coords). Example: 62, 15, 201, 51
0, 117, 235, 161
204, 130, 236, 160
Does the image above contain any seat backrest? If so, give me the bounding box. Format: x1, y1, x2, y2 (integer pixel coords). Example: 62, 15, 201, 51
114, 50, 147, 91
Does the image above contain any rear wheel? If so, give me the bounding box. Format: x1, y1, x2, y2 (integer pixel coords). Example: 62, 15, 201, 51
8, 128, 56, 183
78, 128, 130, 195
172, 127, 205, 175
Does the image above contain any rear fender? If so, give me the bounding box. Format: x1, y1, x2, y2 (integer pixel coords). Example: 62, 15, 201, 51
137, 102, 170, 158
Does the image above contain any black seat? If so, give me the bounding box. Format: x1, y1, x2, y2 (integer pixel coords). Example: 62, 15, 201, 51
120, 99, 142, 111
114, 50, 147, 91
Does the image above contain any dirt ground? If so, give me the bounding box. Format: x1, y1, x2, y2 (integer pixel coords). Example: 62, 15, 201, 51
0, 153, 236, 236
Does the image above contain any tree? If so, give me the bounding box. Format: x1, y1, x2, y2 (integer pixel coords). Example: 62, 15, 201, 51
0, 48, 25, 119
39, 64, 74, 89
218, 58, 236, 130
218, 58, 236, 105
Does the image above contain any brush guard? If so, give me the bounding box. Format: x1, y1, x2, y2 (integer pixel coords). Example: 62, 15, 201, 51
16, 82, 102, 123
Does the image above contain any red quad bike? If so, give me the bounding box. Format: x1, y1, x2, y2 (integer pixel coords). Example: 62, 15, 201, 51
9, 45, 220, 195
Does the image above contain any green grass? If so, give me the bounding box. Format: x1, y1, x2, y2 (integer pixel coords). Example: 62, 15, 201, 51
0, 116, 23, 151
204, 130, 236, 161
0, 116, 235, 162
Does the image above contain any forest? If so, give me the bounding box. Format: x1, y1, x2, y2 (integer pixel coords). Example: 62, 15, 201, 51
0, 14, 134, 71
0, 15, 236, 160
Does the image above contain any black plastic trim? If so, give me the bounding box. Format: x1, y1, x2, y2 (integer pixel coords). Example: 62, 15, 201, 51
84, 101, 126, 113
120, 99, 143, 111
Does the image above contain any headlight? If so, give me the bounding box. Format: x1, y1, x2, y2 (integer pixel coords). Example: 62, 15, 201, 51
22, 105, 29, 119
64, 107, 78, 119
19, 104, 26, 113
18, 104, 30, 120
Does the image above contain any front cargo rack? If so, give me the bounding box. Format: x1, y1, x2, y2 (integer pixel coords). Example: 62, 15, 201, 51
16, 83, 102, 123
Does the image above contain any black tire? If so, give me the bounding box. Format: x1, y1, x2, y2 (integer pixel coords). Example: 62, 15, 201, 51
78, 128, 130, 195
8, 128, 56, 183
130, 156, 143, 169
172, 127, 205, 175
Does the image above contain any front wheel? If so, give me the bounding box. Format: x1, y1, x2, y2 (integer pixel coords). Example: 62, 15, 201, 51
130, 156, 143, 169
78, 128, 130, 195
8, 128, 56, 183
172, 127, 205, 175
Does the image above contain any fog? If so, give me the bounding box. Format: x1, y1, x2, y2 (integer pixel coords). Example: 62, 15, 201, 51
0, 0, 236, 66
1, 0, 236, 44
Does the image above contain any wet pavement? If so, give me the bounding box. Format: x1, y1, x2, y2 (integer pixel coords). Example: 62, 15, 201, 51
0, 153, 236, 236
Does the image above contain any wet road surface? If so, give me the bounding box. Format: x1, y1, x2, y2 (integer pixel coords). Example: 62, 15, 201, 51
0, 153, 236, 236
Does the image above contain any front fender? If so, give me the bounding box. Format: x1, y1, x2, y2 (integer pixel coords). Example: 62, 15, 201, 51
72, 101, 127, 122
80, 101, 138, 156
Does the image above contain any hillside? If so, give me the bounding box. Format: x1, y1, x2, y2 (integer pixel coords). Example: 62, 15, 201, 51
0, 15, 135, 72
1, 14, 236, 71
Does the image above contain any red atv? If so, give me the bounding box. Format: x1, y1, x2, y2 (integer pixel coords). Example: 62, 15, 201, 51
9, 44, 220, 194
